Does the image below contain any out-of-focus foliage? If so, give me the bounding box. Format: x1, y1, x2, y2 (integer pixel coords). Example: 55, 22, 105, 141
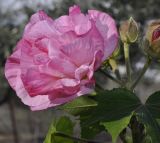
93, 0, 160, 24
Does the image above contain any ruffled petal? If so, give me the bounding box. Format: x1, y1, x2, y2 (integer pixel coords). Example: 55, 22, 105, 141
5, 40, 52, 110
54, 16, 73, 33
5, 45, 21, 89
72, 14, 91, 35
69, 5, 81, 15
21, 68, 61, 97
23, 11, 59, 41
15, 76, 52, 109
60, 26, 104, 66
54, 7, 91, 35
88, 10, 118, 60
48, 57, 77, 78
30, 84, 94, 111
75, 65, 89, 80
30, 85, 91, 111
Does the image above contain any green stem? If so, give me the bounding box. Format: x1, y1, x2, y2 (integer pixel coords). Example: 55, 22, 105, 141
95, 83, 104, 90
124, 42, 132, 86
130, 115, 145, 143
115, 69, 122, 81
54, 132, 102, 143
109, 58, 122, 81
120, 129, 128, 143
131, 57, 152, 90
99, 69, 122, 86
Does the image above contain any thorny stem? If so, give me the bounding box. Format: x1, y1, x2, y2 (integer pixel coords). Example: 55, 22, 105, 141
131, 57, 152, 90
54, 132, 102, 143
124, 42, 132, 87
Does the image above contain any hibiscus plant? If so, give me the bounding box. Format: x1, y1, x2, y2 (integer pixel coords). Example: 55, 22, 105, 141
5, 5, 160, 143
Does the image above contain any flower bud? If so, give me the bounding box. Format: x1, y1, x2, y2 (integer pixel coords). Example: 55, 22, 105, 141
145, 20, 160, 59
111, 44, 120, 58
119, 17, 139, 43
101, 44, 120, 69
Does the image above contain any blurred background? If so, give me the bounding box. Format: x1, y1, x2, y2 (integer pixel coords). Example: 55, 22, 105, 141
0, 0, 160, 143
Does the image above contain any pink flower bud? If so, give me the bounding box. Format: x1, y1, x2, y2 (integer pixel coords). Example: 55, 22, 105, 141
152, 26, 160, 42
145, 20, 160, 59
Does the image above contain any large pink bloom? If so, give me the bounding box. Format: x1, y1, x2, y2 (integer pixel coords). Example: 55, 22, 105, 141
5, 5, 118, 110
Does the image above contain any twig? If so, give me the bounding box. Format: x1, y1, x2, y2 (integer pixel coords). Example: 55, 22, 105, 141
54, 132, 103, 143
99, 69, 122, 86
124, 42, 132, 85
131, 57, 152, 90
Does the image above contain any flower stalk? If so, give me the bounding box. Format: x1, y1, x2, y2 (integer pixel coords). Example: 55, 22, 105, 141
124, 42, 132, 87
100, 69, 122, 86
131, 57, 152, 90
54, 132, 102, 143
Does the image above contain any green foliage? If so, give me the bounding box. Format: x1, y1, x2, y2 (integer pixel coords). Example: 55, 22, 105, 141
137, 91, 160, 143
37, 77, 160, 143
81, 122, 105, 139
44, 116, 74, 143
101, 115, 132, 143
76, 89, 160, 143
83, 88, 141, 125
145, 91, 160, 119
61, 96, 97, 115
80, 88, 141, 142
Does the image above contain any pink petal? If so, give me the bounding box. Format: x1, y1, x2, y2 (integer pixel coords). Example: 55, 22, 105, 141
59, 78, 80, 95
75, 65, 89, 80
69, 5, 81, 15
30, 84, 94, 111
35, 38, 49, 53
48, 57, 77, 78
21, 68, 62, 97
5, 46, 21, 89
28, 10, 52, 25
5, 41, 52, 109
54, 8, 91, 35
19, 40, 40, 75
23, 11, 59, 41
54, 15, 73, 33
15, 76, 51, 108
39, 57, 76, 79
30, 85, 91, 111
72, 14, 91, 35
88, 10, 118, 60
61, 26, 104, 66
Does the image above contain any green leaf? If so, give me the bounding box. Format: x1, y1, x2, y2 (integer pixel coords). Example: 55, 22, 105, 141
44, 116, 74, 143
101, 114, 132, 143
145, 91, 160, 118
81, 122, 105, 139
61, 96, 97, 115
80, 88, 141, 142
83, 88, 141, 126
137, 107, 160, 143
137, 91, 160, 143
44, 122, 56, 143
